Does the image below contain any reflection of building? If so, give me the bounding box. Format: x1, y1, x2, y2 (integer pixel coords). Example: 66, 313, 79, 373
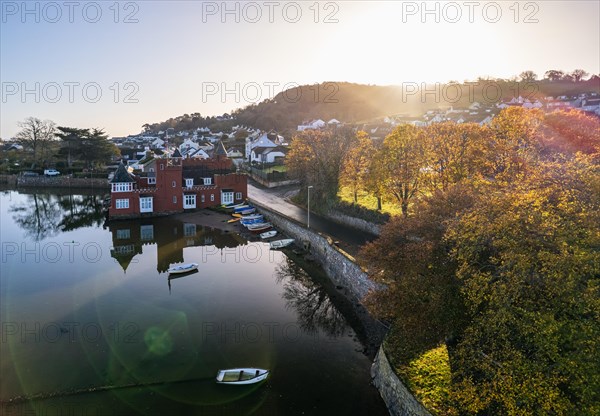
109, 142, 247, 219
109, 217, 246, 273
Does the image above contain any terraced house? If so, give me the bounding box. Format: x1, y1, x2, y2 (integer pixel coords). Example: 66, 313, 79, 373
109, 142, 247, 219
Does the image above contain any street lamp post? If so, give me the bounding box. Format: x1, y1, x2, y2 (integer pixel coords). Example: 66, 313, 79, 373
307, 185, 313, 228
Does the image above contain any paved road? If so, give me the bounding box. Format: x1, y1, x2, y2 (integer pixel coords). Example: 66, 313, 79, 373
247, 181, 377, 254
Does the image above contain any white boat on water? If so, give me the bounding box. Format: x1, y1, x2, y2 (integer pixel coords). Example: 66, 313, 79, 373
269, 239, 294, 249
215, 368, 269, 385
167, 263, 199, 275
259, 230, 277, 239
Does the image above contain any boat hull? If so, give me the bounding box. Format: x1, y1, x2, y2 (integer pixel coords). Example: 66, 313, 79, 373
269, 239, 294, 249
167, 263, 199, 274
216, 368, 269, 385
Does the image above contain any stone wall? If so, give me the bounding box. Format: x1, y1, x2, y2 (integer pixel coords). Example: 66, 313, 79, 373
371, 346, 433, 416
250, 198, 380, 300
17, 176, 110, 189
250, 174, 299, 189
325, 210, 382, 236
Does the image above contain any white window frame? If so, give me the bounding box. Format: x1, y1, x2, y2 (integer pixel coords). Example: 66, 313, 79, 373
221, 191, 234, 205
115, 198, 129, 209
173, 196, 177, 204
172, 180, 176, 187
235, 192, 242, 200
210, 194, 214, 202
140, 196, 153, 213
112, 183, 133, 192
148, 177, 156, 184
185, 178, 194, 188
201, 194, 205, 203
203, 177, 212, 185
184, 194, 196, 209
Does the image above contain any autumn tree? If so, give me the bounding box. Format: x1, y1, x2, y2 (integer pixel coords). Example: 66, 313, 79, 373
487, 107, 543, 181
286, 128, 356, 206
15, 117, 56, 167
361, 184, 476, 361
446, 157, 600, 415
537, 110, 600, 155
376, 125, 426, 217
422, 122, 491, 192
339, 130, 373, 203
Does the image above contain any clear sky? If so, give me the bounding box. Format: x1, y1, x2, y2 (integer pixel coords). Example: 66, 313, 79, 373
1, 0, 599, 138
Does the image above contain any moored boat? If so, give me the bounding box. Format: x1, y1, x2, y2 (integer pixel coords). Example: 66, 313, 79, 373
233, 205, 252, 213
246, 222, 272, 230
259, 230, 277, 239
240, 214, 263, 220
248, 223, 272, 233
215, 368, 269, 385
222, 202, 247, 209
237, 207, 256, 215
241, 217, 265, 226
167, 263, 199, 274
269, 239, 294, 249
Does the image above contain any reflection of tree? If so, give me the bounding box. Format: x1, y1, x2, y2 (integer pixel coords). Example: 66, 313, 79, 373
9, 192, 105, 241
275, 258, 347, 337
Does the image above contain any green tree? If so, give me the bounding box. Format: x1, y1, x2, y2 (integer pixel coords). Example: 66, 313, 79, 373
56, 127, 118, 169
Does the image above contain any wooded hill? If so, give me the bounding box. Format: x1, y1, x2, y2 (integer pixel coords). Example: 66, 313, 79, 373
141, 77, 600, 135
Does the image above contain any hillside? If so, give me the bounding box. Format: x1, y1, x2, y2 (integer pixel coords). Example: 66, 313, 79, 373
142, 78, 600, 135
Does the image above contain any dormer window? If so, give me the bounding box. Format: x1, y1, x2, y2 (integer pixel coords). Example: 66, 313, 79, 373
185, 178, 194, 188
203, 177, 212, 185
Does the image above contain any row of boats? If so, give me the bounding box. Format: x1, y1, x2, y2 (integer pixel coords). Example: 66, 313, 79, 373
224, 202, 294, 250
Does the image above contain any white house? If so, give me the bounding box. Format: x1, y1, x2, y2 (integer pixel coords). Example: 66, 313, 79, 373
245, 132, 278, 160
179, 138, 200, 157
251, 146, 288, 164
297, 119, 326, 131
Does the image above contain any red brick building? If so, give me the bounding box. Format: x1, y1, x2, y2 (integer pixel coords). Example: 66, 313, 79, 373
109, 145, 247, 219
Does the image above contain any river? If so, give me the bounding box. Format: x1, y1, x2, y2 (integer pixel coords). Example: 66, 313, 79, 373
0, 189, 388, 416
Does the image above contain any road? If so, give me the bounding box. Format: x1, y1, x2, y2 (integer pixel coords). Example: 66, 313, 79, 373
247, 181, 378, 254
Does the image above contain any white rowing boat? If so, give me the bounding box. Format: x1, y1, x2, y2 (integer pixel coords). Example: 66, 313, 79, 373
167, 263, 198, 275
215, 368, 269, 385
259, 230, 277, 239
269, 239, 294, 249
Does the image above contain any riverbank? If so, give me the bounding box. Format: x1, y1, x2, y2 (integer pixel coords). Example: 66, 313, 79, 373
249, 198, 436, 416
248, 197, 388, 355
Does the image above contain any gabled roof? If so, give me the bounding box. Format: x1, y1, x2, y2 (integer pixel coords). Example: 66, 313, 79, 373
111, 162, 135, 183
171, 148, 183, 158
214, 140, 228, 156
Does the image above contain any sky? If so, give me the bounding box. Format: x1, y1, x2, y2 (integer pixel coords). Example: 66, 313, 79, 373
1, 0, 599, 138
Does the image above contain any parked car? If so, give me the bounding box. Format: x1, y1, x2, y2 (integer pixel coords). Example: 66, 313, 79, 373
44, 169, 60, 176
22, 171, 39, 177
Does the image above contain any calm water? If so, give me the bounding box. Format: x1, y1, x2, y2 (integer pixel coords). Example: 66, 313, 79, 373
0, 189, 388, 416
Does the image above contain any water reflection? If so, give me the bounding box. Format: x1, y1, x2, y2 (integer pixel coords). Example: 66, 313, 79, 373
275, 258, 347, 338
8, 189, 106, 241
107, 218, 247, 274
